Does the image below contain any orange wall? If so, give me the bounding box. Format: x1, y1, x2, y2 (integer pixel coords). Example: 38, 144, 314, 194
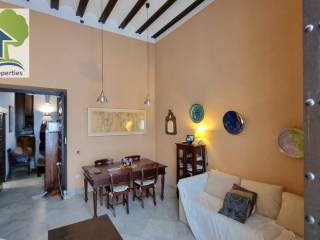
155, 0, 303, 195
0, 2, 156, 190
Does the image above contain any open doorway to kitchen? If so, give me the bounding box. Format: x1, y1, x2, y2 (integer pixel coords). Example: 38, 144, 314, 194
0, 84, 67, 200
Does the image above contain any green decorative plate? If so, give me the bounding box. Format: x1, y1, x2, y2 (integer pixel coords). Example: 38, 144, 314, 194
278, 128, 304, 158
189, 104, 204, 123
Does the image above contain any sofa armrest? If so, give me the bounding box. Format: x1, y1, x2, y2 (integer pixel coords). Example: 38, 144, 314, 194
177, 173, 208, 195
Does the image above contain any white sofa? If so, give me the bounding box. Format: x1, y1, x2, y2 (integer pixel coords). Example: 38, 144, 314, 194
177, 171, 304, 240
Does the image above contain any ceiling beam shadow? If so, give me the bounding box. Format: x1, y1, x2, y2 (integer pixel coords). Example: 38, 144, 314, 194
119, 0, 147, 29
136, 0, 176, 34
76, 0, 89, 18
152, 0, 205, 39
51, 0, 59, 10
99, 0, 118, 23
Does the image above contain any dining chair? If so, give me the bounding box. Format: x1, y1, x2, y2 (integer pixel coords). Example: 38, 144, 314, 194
133, 163, 159, 208
94, 158, 114, 206
125, 155, 141, 162
106, 167, 132, 217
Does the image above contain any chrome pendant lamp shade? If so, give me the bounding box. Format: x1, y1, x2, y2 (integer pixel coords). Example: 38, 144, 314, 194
97, 0, 108, 103
144, 2, 151, 106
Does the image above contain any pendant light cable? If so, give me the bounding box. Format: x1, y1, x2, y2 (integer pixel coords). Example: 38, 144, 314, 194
144, 2, 151, 106
101, 0, 104, 93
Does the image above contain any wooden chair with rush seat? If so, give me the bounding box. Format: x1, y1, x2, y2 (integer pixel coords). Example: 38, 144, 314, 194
106, 167, 132, 217
133, 163, 159, 208
94, 158, 114, 206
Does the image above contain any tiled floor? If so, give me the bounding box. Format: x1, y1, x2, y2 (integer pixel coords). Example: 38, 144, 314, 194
0, 180, 195, 240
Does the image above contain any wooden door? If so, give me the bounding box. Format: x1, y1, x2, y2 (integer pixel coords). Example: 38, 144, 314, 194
304, 0, 320, 238
0, 113, 6, 184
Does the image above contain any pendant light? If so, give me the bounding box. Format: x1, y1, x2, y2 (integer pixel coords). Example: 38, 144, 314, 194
97, 0, 108, 103
144, 2, 151, 106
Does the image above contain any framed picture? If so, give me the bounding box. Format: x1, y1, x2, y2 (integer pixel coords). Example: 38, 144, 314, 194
9, 105, 13, 133
88, 108, 146, 136
165, 110, 177, 135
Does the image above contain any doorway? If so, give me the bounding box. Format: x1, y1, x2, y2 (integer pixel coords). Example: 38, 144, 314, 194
0, 84, 67, 197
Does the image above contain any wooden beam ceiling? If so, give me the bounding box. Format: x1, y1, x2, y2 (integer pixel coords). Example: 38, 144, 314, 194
119, 0, 147, 29
50, 0, 59, 10
99, 0, 118, 24
76, 0, 89, 18
152, 0, 205, 39
136, 0, 176, 34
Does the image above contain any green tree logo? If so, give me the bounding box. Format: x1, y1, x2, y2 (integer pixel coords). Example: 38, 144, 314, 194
0, 9, 29, 69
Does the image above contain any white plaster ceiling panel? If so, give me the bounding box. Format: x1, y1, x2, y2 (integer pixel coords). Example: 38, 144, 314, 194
0, 0, 215, 43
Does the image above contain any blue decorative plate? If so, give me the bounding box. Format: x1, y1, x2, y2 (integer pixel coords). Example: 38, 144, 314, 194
190, 104, 204, 123
223, 111, 244, 134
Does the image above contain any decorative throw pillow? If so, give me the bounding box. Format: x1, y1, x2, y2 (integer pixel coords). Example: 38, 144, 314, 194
218, 192, 251, 223
232, 184, 257, 216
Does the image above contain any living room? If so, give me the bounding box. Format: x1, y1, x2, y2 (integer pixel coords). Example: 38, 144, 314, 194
0, 0, 312, 239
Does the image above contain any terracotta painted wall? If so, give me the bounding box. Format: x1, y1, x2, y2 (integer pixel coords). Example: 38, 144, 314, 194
155, 0, 303, 195
0, 2, 156, 191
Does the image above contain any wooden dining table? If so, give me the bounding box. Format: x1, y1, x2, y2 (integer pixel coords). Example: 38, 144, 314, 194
82, 158, 167, 217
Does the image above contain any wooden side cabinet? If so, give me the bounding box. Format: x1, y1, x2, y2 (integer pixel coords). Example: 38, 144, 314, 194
176, 143, 206, 185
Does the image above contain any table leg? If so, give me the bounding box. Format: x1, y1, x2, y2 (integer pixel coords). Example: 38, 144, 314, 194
84, 176, 88, 202
93, 188, 98, 217
161, 174, 165, 200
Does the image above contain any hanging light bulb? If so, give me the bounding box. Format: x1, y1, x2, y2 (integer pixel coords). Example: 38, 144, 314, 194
97, 0, 108, 103
144, 2, 151, 106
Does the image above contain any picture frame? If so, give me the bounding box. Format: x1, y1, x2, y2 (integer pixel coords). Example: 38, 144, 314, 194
165, 109, 177, 135
88, 108, 146, 136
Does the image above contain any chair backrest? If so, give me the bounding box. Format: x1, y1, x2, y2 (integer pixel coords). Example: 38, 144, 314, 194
94, 158, 113, 167
125, 155, 141, 162
109, 167, 132, 191
141, 163, 159, 185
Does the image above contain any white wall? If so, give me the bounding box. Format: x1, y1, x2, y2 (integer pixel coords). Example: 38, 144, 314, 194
0, 92, 15, 179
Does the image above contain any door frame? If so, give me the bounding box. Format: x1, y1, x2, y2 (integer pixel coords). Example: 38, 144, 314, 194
0, 84, 68, 191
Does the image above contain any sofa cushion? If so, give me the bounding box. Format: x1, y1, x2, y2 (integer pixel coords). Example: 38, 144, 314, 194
232, 184, 258, 216
218, 192, 251, 223
205, 170, 240, 199
276, 192, 304, 237
241, 179, 283, 219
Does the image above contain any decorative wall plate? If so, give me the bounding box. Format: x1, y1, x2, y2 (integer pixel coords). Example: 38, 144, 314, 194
278, 128, 304, 158
190, 104, 204, 123
223, 111, 244, 135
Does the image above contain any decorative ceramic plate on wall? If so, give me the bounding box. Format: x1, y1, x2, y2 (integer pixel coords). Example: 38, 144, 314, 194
223, 111, 244, 135
189, 104, 204, 123
278, 128, 304, 158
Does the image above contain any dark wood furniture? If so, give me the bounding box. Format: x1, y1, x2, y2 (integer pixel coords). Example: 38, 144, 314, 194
176, 142, 206, 182
106, 167, 132, 217
94, 158, 114, 206
48, 215, 122, 240
125, 155, 141, 162
82, 158, 167, 217
133, 163, 159, 208
45, 131, 59, 193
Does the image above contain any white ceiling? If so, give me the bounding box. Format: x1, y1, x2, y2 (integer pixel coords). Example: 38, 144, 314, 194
1, 0, 215, 43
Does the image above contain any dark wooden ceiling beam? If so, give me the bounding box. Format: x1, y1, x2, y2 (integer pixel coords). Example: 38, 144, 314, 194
152, 0, 205, 39
76, 0, 89, 18
136, 0, 176, 34
119, 0, 147, 29
51, 0, 59, 10
99, 0, 118, 23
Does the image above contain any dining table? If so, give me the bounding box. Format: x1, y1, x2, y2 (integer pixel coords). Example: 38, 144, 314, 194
82, 158, 167, 217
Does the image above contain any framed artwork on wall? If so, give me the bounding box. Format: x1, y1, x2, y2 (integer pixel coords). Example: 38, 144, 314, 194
88, 108, 146, 136
165, 109, 177, 135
